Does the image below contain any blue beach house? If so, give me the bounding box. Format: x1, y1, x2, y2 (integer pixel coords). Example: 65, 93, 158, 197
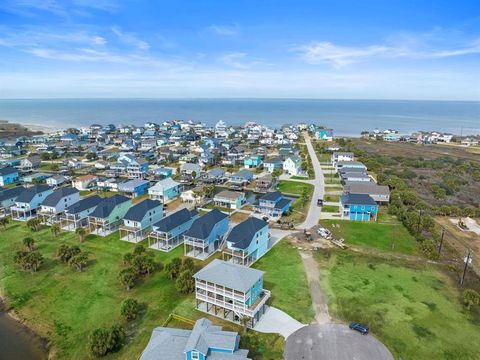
340, 193, 378, 221
183, 209, 230, 260
263, 157, 283, 173
119, 199, 164, 243
243, 154, 263, 169
148, 178, 181, 203
11, 185, 54, 220
253, 191, 292, 220
0, 166, 19, 186
118, 178, 150, 198
61, 195, 103, 231
140, 318, 250, 360
223, 217, 270, 267
0, 186, 25, 217
149, 208, 199, 252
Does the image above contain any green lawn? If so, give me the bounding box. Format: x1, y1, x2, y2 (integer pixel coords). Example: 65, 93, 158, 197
324, 178, 341, 184
290, 175, 309, 180
0, 222, 283, 360
317, 251, 480, 360
321, 220, 417, 255
321, 205, 339, 213
277, 180, 313, 196
254, 241, 314, 323
324, 194, 340, 202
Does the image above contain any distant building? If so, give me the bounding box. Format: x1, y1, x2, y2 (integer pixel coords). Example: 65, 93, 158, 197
340, 193, 378, 221
118, 178, 150, 198
253, 191, 292, 220
213, 190, 246, 210
148, 178, 181, 203
0, 166, 19, 186
315, 128, 333, 141
72, 175, 98, 191
283, 156, 302, 176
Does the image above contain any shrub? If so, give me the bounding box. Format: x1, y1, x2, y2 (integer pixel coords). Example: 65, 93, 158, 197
88, 324, 125, 357
120, 298, 139, 321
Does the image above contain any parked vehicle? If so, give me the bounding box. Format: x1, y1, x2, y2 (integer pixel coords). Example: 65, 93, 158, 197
317, 227, 332, 239
349, 322, 369, 335
317, 199, 323, 206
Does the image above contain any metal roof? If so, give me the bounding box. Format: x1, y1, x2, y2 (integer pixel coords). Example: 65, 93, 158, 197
0, 166, 17, 176
15, 185, 52, 203
89, 194, 130, 218
226, 217, 268, 250
340, 193, 377, 206
260, 191, 282, 202
65, 195, 102, 214
194, 259, 264, 293
0, 186, 25, 202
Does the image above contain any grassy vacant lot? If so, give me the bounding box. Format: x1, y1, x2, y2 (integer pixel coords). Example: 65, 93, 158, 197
318, 251, 480, 360
254, 241, 314, 323
321, 205, 339, 213
277, 180, 313, 196
321, 220, 417, 255
323, 194, 340, 202
0, 222, 283, 360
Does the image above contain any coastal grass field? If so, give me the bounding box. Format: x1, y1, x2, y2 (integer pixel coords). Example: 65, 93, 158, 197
320, 220, 418, 255
254, 241, 314, 323
277, 180, 314, 224
277, 180, 313, 196
0, 221, 285, 360
317, 250, 480, 360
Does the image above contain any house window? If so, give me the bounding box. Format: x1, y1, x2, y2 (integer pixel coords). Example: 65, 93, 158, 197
191, 351, 200, 360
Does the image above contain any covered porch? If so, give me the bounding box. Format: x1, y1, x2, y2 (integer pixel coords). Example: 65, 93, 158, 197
148, 231, 183, 252
119, 225, 149, 243
88, 217, 119, 237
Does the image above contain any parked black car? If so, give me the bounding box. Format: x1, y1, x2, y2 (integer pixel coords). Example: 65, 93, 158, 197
317, 199, 323, 206
349, 322, 369, 335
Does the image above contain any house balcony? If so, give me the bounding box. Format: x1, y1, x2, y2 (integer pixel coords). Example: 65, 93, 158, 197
195, 289, 270, 318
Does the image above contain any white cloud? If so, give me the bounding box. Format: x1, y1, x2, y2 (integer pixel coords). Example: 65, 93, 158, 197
111, 26, 150, 50
294, 35, 480, 67
207, 24, 239, 36
0, 0, 119, 17
219, 52, 265, 69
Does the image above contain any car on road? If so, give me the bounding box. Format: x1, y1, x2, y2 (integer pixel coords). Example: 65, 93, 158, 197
317, 227, 332, 239
317, 199, 323, 206
349, 322, 369, 335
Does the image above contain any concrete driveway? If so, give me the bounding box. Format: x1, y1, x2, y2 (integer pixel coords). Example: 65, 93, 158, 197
285, 323, 394, 360
298, 132, 325, 230
254, 306, 305, 338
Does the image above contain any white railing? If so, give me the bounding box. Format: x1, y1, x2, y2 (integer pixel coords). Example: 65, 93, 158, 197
195, 290, 270, 317
196, 282, 246, 302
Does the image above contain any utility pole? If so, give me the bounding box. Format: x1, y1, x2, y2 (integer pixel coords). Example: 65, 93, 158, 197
438, 228, 445, 255
460, 250, 472, 286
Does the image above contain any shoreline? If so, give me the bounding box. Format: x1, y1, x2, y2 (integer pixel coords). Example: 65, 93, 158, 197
0, 295, 50, 359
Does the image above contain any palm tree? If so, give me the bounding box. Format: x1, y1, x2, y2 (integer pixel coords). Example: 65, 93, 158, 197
0, 217, 9, 230
75, 227, 86, 243
239, 315, 250, 335
23, 237, 35, 252
69, 252, 89, 272
51, 223, 61, 238
26, 218, 41, 232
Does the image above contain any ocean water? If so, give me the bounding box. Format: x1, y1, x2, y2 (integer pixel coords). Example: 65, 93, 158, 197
0, 99, 478, 136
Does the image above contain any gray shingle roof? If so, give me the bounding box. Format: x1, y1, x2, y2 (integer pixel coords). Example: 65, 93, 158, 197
89, 194, 130, 218
65, 195, 102, 214
341, 193, 377, 206
194, 259, 264, 293
41, 187, 79, 207
0, 166, 17, 176
184, 209, 228, 240
15, 185, 52, 203
0, 186, 25, 202
344, 182, 390, 196
260, 191, 282, 202
123, 199, 162, 222
152, 208, 196, 233
226, 218, 268, 250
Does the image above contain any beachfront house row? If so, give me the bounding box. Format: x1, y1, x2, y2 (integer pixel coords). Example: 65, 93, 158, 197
344, 182, 391, 203
60, 195, 102, 231
315, 128, 334, 141
223, 217, 269, 267
229, 169, 253, 190
340, 193, 379, 221
253, 191, 292, 220
213, 190, 246, 210
0, 186, 25, 217
263, 157, 283, 173
331, 152, 354, 164
38, 187, 80, 225
0, 166, 19, 186
148, 208, 199, 252
283, 156, 302, 176
243, 154, 263, 169
194, 259, 270, 328
119, 199, 163, 243
148, 178, 181, 203
88, 194, 132, 236
118, 178, 150, 198
184, 209, 230, 260
72, 175, 98, 191
11, 185, 54, 220
139, 318, 250, 360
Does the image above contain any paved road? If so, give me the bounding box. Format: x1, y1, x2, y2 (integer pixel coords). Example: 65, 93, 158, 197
285, 323, 394, 360
298, 132, 325, 230
254, 306, 305, 338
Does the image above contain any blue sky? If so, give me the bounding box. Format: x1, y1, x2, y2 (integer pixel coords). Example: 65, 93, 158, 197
0, 0, 479, 100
